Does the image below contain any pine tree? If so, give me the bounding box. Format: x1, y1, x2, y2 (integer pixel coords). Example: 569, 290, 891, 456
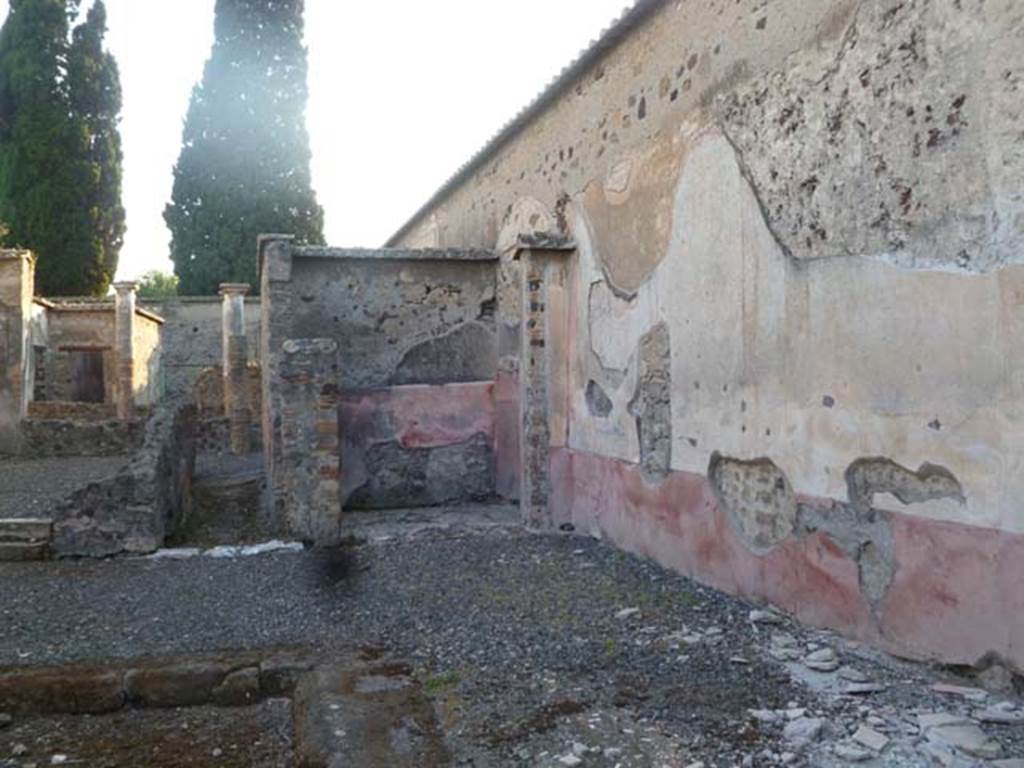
165, 0, 324, 295
0, 0, 124, 297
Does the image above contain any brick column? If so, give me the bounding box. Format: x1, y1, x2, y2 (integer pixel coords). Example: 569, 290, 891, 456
219, 282, 251, 454
0, 250, 34, 453
517, 238, 575, 529
113, 282, 139, 421
278, 338, 341, 545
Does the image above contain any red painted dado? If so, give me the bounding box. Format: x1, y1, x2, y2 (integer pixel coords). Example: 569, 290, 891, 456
549, 447, 1024, 670
494, 371, 521, 501
339, 382, 495, 450
337, 382, 497, 500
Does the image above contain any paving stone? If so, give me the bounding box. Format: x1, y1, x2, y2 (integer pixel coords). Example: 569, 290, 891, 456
0, 666, 124, 715
852, 724, 889, 751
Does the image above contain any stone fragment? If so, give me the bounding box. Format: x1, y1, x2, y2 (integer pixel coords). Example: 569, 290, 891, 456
749, 609, 784, 625
783, 716, 824, 748
931, 683, 989, 701
212, 667, 260, 706
558, 755, 582, 767
834, 743, 873, 762
125, 658, 236, 708
919, 713, 1002, 760
615, 607, 641, 620
852, 725, 889, 751
749, 709, 781, 724
0, 667, 125, 715
803, 648, 840, 672
0, 712, 10, 728
975, 707, 1024, 725
841, 683, 887, 695
838, 666, 869, 683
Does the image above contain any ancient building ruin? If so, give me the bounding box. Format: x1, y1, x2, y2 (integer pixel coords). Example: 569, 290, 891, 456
1, 0, 1023, 690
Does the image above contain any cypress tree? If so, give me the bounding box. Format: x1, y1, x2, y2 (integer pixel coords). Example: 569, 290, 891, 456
66, 0, 125, 295
165, 0, 324, 295
0, 0, 124, 297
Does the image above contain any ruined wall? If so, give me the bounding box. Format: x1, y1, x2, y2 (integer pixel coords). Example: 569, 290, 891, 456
132, 313, 162, 405
141, 297, 260, 400
260, 243, 500, 520
391, 0, 1024, 669
41, 308, 117, 406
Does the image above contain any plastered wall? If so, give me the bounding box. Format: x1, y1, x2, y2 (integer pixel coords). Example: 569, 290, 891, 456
391, 0, 1024, 667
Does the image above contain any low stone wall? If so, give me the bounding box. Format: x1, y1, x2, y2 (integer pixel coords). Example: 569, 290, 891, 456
18, 416, 145, 459
27, 402, 117, 422
50, 402, 197, 558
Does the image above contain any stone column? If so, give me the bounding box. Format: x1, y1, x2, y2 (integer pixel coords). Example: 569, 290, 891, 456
0, 250, 35, 454
113, 282, 138, 421
219, 283, 251, 454
517, 237, 575, 529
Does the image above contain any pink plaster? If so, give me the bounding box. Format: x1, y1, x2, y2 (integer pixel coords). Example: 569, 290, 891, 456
550, 447, 1024, 669
494, 371, 521, 500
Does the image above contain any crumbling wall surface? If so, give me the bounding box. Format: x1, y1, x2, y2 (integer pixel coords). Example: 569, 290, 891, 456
50, 402, 196, 558
43, 308, 117, 405
716, 0, 1024, 272
389, 0, 1024, 667
0, 253, 33, 454
141, 297, 260, 400
287, 248, 498, 390
131, 314, 162, 406
339, 382, 496, 510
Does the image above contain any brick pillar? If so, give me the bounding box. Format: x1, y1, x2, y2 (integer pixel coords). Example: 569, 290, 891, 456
219, 282, 251, 454
113, 282, 138, 421
0, 250, 34, 453
517, 238, 575, 529
278, 338, 341, 545
258, 234, 295, 524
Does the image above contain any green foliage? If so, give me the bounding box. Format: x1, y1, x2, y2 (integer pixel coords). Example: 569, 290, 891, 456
136, 269, 179, 298
165, 0, 324, 296
0, 0, 125, 297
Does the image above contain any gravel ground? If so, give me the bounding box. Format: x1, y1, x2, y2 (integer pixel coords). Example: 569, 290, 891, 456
0, 699, 292, 767
0, 456, 128, 519
0, 524, 1021, 766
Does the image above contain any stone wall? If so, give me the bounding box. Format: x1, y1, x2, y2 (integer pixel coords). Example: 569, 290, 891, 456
389, 0, 1024, 670
260, 240, 500, 532
50, 402, 197, 558
140, 296, 260, 400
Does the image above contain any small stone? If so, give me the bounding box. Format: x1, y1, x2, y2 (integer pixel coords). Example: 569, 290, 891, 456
749, 609, 783, 625
804, 648, 840, 672
730, 656, 751, 665
923, 717, 1002, 760
558, 755, 583, 767
12, 744, 28, 757
749, 709, 781, 724
852, 725, 889, 752
603, 747, 623, 759
842, 682, 887, 695
0, 713, 11, 729
783, 716, 824, 747
978, 664, 1017, 694
50, 757, 68, 766
570, 742, 588, 757
931, 683, 989, 701
685, 762, 706, 768
838, 666, 869, 683
615, 607, 640, 620
834, 743, 873, 762
975, 707, 1024, 725
212, 747, 223, 758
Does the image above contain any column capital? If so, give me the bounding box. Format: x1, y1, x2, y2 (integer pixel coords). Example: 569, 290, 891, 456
219, 282, 251, 297
112, 281, 139, 296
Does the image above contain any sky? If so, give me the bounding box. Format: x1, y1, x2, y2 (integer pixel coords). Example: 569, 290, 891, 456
0, 0, 632, 281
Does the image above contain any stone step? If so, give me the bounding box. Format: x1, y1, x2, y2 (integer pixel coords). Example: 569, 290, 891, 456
0, 541, 49, 562
0, 518, 53, 543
